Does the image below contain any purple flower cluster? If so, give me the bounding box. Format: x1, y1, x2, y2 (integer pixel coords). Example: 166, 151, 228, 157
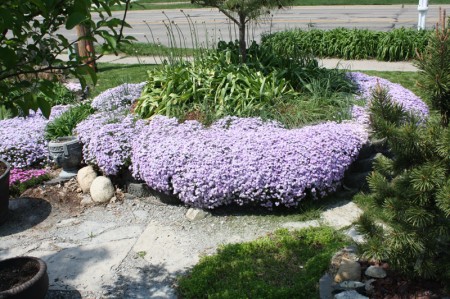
0, 106, 70, 168
91, 82, 146, 112
131, 116, 368, 209
349, 72, 429, 122
9, 168, 48, 186
75, 111, 146, 175
63, 82, 83, 93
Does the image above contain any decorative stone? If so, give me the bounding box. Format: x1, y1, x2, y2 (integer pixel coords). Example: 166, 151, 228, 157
343, 171, 371, 190
334, 290, 368, 299
80, 195, 94, 206
345, 227, 366, 244
364, 279, 376, 294
77, 166, 97, 193
319, 273, 333, 299
127, 182, 152, 198
339, 281, 365, 289
185, 208, 210, 221
334, 258, 361, 283
365, 265, 387, 278
90, 176, 115, 203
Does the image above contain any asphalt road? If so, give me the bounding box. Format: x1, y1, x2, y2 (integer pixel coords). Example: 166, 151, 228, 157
59, 5, 450, 47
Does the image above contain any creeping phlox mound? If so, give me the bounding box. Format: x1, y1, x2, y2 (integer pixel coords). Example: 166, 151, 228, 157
76, 111, 146, 176
350, 72, 429, 124
75, 82, 147, 175
0, 105, 69, 168
131, 116, 369, 209
91, 82, 146, 112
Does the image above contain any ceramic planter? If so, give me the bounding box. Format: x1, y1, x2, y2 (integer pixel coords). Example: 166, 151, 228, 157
0, 158, 10, 225
0, 256, 49, 299
48, 136, 82, 179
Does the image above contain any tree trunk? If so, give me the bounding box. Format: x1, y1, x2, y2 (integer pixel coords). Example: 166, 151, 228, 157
238, 14, 246, 63
75, 24, 97, 72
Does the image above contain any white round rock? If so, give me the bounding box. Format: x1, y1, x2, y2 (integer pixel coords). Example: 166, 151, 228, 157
77, 165, 98, 193
90, 176, 115, 203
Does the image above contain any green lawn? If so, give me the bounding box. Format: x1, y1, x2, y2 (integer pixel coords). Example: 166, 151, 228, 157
88, 63, 153, 97
177, 227, 348, 299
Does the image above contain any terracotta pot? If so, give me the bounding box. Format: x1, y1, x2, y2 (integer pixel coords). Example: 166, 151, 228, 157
0, 256, 49, 299
0, 158, 10, 225
48, 136, 82, 179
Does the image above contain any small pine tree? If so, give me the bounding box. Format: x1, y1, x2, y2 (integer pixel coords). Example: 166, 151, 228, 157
415, 9, 450, 127
357, 86, 450, 282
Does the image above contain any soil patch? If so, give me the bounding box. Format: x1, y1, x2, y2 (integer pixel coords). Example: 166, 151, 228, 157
0, 259, 38, 291
358, 261, 448, 299
20, 176, 83, 216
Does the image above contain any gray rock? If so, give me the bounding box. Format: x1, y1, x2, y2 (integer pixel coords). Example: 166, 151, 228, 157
77, 166, 97, 193
127, 183, 152, 198
185, 208, 210, 221
365, 279, 376, 294
80, 195, 94, 206
343, 171, 371, 190
357, 142, 376, 160
319, 273, 333, 299
339, 281, 365, 289
348, 155, 376, 173
365, 265, 387, 278
345, 227, 366, 244
334, 258, 361, 283
334, 290, 368, 299
281, 220, 320, 230
90, 176, 115, 203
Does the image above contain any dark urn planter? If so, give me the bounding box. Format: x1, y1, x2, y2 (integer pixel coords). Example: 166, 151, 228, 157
0, 256, 49, 299
48, 136, 83, 179
0, 158, 10, 225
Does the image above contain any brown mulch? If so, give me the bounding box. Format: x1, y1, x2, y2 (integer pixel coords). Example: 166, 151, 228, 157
359, 261, 448, 299
17, 169, 84, 216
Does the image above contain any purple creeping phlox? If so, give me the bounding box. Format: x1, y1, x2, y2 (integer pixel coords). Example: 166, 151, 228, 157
75, 110, 146, 175
91, 82, 146, 112
9, 168, 47, 186
349, 72, 429, 124
0, 105, 70, 169
131, 116, 369, 209
73, 74, 429, 209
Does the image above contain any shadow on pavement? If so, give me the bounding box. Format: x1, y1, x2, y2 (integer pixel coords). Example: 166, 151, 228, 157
0, 197, 52, 237
104, 262, 184, 299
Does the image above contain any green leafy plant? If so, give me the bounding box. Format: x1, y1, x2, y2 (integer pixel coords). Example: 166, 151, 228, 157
45, 103, 95, 141
135, 42, 355, 126
0, 0, 134, 118
41, 82, 78, 107
356, 86, 450, 283
262, 28, 431, 62
177, 227, 347, 298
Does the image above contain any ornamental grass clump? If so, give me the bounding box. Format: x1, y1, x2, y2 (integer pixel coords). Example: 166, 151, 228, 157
131, 116, 368, 209
0, 105, 70, 168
